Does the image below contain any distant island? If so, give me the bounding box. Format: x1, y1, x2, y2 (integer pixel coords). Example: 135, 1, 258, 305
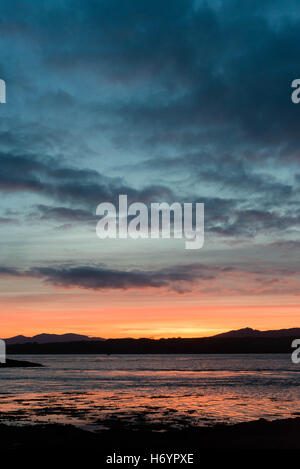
3, 327, 300, 354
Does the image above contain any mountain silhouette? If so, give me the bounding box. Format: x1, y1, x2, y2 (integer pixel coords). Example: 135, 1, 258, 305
3, 333, 105, 345
3, 327, 300, 354
4, 328, 300, 344
213, 327, 300, 338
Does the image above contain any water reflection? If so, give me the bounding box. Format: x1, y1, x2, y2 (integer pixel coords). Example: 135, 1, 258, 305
0, 354, 299, 430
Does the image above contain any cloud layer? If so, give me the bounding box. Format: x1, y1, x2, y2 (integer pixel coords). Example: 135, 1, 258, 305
0, 0, 300, 306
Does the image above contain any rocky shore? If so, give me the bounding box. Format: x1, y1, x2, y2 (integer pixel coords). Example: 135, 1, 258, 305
0, 358, 43, 367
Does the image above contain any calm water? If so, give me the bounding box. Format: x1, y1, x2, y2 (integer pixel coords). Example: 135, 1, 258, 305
0, 354, 299, 430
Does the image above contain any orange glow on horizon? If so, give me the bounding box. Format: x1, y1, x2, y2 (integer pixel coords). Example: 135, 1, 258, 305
2, 301, 300, 339
2, 276, 300, 338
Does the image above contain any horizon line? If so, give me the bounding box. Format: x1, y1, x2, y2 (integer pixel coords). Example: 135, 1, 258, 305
4, 326, 300, 341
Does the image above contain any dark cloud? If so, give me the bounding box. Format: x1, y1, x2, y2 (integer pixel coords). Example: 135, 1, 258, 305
2, 147, 298, 239
35, 205, 95, 223
3, 0, 300, 157
0, 149, 299, 240
134, 152, 294, 201
30, 264, 214, 292
0, 260, 298, 295
0, 152, 175, 207
73, 0, 300, 158
0, 266, 23, 276
0, 263, 215, 293
209, 209, 300, 237
2, 0, 300, 192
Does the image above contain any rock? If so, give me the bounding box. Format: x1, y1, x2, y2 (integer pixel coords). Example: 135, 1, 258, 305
0, 358, 43, 368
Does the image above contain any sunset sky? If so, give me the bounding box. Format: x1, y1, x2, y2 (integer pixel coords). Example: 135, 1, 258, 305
1, 0, 300, 339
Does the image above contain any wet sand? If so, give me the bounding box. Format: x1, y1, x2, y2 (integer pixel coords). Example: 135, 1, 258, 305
1, 389, 299, 430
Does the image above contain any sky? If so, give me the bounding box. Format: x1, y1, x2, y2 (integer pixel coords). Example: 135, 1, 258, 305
1, 0, 300, 338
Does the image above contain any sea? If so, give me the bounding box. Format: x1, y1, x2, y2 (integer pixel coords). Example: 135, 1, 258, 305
0, 354, 299, 430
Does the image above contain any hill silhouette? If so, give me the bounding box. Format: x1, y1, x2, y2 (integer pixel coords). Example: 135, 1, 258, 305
4, 333, 105, 345
4, 327, 300, 354
213, 327, 300, 338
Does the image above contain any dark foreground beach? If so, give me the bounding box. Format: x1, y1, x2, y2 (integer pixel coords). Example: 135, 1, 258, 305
2, 417, 300, 454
